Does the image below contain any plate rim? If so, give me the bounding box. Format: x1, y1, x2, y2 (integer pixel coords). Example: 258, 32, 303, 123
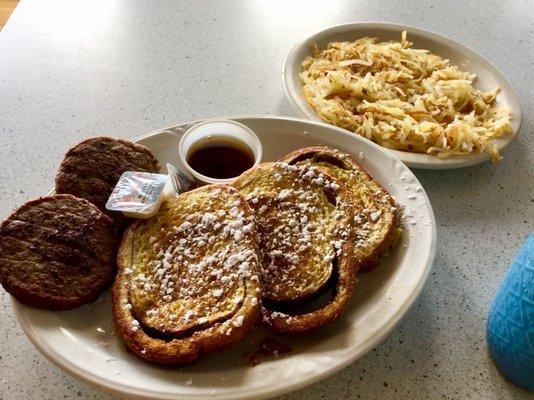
282, 21, 523, 169
12, 114, 437, 400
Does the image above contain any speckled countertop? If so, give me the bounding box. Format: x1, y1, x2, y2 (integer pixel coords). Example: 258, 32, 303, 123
0, 0, 533, 399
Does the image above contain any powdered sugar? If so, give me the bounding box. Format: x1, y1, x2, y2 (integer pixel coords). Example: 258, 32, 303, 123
233, 315, 244, 327
126, 188, 260, 334
237, 163, 346, 301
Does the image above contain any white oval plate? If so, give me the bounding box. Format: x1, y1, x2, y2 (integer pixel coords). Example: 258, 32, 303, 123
12, 116, 436, 400
283, 22, 522, 169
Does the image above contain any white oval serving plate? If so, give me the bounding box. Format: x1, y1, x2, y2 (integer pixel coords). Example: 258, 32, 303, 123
283, 22, 522, 169
12, 116, 436, 400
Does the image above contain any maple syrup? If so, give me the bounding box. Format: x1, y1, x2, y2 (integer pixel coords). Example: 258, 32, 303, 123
186, 135, 255, 179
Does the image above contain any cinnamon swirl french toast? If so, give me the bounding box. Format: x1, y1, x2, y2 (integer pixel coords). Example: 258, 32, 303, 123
233, 162, 356, 335
113, 185, 262, 365
280, 147, 402, 271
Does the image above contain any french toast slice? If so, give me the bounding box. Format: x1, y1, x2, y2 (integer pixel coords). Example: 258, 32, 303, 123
233, 162, 356, 335
113, 185, 262, 365
280, 147, 402, 271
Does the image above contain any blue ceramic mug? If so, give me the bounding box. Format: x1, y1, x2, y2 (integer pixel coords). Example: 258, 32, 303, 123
487, 232, 534, 391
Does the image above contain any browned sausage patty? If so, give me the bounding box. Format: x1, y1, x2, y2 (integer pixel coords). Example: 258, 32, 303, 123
0, 194, 118, 310
55, 137, 160, 226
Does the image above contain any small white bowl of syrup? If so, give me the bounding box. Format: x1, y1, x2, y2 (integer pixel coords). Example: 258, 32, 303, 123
178, 119, 262, 185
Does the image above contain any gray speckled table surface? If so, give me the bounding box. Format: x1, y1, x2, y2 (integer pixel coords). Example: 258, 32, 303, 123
0, 0, 533, 399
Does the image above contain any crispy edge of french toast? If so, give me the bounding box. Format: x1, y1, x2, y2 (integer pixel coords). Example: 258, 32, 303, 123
279, 147, 402, 271
112, 185, 262, 365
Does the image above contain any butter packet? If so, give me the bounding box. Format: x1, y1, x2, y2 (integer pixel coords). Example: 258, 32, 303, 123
106, 171, 169, 219
105, 164, 196, 219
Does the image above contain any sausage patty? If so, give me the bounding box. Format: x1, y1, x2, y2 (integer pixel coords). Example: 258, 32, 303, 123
55, 137, 160, 226
0, 194, 118, 310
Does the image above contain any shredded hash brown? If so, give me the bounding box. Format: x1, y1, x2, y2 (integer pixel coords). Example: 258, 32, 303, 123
300, 32, 512, 161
